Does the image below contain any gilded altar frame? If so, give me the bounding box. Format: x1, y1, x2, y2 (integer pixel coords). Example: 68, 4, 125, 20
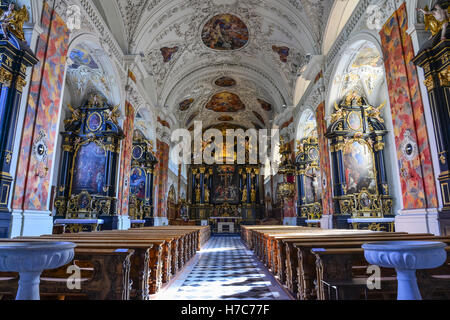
54, 94, 124, 230
326, 92, 394, 231
295, 136, 323, 227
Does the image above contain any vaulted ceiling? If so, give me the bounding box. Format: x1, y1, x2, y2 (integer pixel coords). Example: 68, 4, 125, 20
92, 0, 339, 130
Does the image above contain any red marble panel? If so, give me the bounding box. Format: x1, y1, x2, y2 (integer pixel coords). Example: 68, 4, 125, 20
117, 101, 135, 216
380, 3, 438, 209
13, 1, 70, 211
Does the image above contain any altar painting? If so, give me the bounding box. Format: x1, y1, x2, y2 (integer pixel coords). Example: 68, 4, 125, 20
72, 142, 106, 195
130, 167, 146, 199
213, 166, 239, 204
343, 141, 377, 194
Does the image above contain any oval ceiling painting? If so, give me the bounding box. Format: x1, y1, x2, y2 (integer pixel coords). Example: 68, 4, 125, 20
218, 116, 234, 122
202, 14, 249, 51
215, 77, 237, 87
206, 92, 246, 113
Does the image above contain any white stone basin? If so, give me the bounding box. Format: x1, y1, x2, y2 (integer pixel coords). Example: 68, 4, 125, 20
362, 241, 447, 300
0, 242, 77, 300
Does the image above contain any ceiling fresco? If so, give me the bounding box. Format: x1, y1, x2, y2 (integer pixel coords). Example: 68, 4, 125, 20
179, 98, 195, 111
69, 47, 99, 70
201, 14, 249, 51
257, 99, 272, 112
252, 111, 265, 125
66, 44, 115, 106
92, 0, 342, 130
161, 46, 179, 63
218, 115, 234, 122
205, 92, 246, 113
215, 77, 237, 87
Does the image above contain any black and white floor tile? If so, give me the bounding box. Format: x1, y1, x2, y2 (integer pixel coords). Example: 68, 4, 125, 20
155, 236, 292, 300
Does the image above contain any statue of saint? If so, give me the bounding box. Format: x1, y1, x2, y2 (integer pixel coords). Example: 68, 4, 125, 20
0, 4, 28, 41
251, 187, 257, 203
204, 186, 210, 203
0, 3, 15, 40
241, 188, 248, 202
419, 5, 450, 40
195, 185, 201, 203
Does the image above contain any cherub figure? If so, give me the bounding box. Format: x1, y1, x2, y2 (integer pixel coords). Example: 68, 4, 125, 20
0, 3, 15, 40
418, 4, 450, 40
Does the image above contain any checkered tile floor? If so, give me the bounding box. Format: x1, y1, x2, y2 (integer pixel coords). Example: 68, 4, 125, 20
155, 236, 292, 300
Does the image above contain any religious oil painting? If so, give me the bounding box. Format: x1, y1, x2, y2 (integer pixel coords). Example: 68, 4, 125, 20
72, 142, 106, 195
202, 14, 249, 50
347, 111, 362, 131
130, 167, 146, 199
87, 112, 102, 132
179, 98, 195, 111
206, 92, 246, 112
258, 99, 273, 112
215, 77, 237, 87
343, 141, 377, 195
304, 167, 321, 204
213, 165, 239, 204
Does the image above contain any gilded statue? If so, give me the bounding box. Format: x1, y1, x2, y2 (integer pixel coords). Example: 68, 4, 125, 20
195, 185, 201, 203
251, 187, 256, 203
64, 104, 81, 127
106, 104, 120, 125
0, 3, 28, 42
204, 186, 210, 203
242, 188, 248, 202
418, 5, 450, 40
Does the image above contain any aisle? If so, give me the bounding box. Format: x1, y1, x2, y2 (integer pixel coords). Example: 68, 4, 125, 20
155, 236, 292, 300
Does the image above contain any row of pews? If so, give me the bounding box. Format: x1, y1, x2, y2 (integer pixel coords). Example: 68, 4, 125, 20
242, 226, 450, 300
0, 226, 211, 300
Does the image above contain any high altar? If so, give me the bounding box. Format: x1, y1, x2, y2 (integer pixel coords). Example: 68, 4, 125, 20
189, 164, 264, 233
188, 126, 264, 232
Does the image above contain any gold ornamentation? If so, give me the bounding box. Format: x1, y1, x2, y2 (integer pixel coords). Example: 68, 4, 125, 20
105, 105, 120, 125
424, 76, 435, 91
0, 4, 28, 42
64, 104, 81, 127
204, 186, 210, 203
0, 68, 12, 87
5, 152, 11, 164
366, 101, 386, 123
420, 5, 450, 40
439, 67, 450, 87
15, 76, 26, 92
441, 154, 447, 164
241, 188, 248, 202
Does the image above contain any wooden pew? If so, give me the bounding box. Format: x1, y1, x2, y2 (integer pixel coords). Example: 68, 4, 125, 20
2, 226, 209, 300
311, 246, 450, 300
279, 233, 432, 296
0, 248, 134, 300
32, 234, 179, 291
309, 240, 450, 300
